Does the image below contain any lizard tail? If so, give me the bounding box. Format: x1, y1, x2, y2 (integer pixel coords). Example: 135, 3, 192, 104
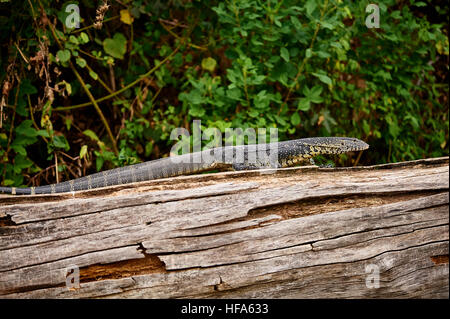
0, 186, 33, 195
0, 184, 60, 194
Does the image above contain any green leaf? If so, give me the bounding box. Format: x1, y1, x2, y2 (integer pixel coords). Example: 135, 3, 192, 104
83, 129, 99, 141
391, 10, 401, 19
225, 49, 239, 60
64, 81, 72, 95
65, 116, 72, 130
188, 105, 205, 117
320, 21, 334, 30
76, 57, 87, 68
69, 35, 79, 45
305, 48, 312, 58
79, 145, 88, 159
57, 49, 71, 62
305, 0, 317, 16
248, 109, 259, 117
13, 154, 32, 174
280, 47, 290, 62
290, 16, 302, 30
11, 144, 27, 156
310, 85, 323, 97
3, 179, 15, 186
312, 72, 332, 85
362, 120, 370, 135
201, 57, 217, 72
37, 130, 50, 137
309, 85, 324, 103
89, 70, 98, 80
103, 33, 127, 59
297, 98, 311, 111
20, 79, 37, 95
227, 88, 242, 100
145, 142, 153, 157
275, 115, 287, 126
316, 51, 331, 58
80, 32, 89, 44
53, 135, 70, 151
186, 90, 204, 104
15, 120, 38, 137
96, 156, 104, 171
120, 9, 134, 25
291, 112, 301, 126
172, 52, 183, 68
15, 97, 28, 117
251, 37, 263, 46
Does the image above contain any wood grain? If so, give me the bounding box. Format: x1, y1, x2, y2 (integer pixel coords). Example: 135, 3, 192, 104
0, 157, 448, 298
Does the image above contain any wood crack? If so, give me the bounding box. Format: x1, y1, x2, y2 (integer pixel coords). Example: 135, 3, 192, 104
0, 157, 448, 298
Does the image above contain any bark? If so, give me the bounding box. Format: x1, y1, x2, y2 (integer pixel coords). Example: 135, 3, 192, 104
0, 157, 448, 298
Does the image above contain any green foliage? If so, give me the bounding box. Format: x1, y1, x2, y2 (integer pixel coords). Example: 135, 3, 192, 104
0, 0, 448, 187
103, 33, 127, 59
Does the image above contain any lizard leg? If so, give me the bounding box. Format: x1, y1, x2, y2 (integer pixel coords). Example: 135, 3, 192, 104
232, 161, 280, 171
232, 162, 261, 171
310, 157, 334, 168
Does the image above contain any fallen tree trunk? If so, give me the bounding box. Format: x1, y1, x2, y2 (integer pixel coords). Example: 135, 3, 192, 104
0, 157, 448, 298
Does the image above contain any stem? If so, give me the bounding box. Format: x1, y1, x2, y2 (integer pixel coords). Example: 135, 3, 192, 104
2, 83, 19, 182
28, 94, 48, 143
78, 49, 103, 60
14, 43, 29, 64
54, 152, 59, 183
354, 150, 363, 166
41, 0, 119, 155
159, 19, 206, 51
69, 62, 119, 154
128, 23, 134, 69
150, 86, 163, 105
72, 16, 119, 34
53, 45, 181, 111
85, 63, 114, 94
242, 68, 250, 106
281, 0, 329, 114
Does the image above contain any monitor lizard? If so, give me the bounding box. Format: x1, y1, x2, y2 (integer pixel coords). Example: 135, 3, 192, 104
0, 137, 369, 195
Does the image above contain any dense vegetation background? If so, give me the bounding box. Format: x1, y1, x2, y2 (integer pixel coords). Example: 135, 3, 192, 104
0, 0, 448, 188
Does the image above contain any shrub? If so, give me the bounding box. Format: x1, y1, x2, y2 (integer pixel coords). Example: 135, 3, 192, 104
0, 0, 448, 187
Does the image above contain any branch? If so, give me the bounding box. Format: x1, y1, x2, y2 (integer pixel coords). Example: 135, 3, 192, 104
39, 0, 119, 155
53, 45, 181, 112
280, 0, 329, 114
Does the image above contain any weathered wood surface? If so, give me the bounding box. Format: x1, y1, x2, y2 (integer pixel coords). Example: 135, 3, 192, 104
0, 157, 448, 298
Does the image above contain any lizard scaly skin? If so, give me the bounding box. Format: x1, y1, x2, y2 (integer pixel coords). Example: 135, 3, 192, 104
0, 137, 368, 195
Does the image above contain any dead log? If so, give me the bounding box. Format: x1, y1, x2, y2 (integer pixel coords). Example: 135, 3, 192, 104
0, 157, 448, 298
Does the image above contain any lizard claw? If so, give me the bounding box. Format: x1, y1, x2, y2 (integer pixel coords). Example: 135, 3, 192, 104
309, 158, 334, 168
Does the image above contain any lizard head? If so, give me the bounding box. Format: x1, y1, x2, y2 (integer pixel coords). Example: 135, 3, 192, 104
267, 137, 369, 168
296, 137, 369, 154
224, 137, 369, 169
317, 137, 368, 153
275, 137, 369, 161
